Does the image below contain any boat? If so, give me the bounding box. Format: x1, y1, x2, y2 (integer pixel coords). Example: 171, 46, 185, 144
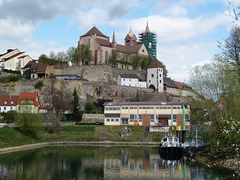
159, 134, 183, 159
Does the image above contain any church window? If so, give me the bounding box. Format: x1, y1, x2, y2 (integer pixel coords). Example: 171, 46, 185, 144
105, 51, 108, 65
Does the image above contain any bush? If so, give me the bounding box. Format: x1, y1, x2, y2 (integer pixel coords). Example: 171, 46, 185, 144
0, 75, 22, 83
34, 81, 44, 90
16, 113, 42, 138
85, 102, 96, 112
3, 69, 21, 75
1, 110, 18, 123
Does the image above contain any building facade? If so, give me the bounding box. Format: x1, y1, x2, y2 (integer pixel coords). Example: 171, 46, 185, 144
147, 59, 164, 93
17, 92, 40, 113
0, 49, 32, 71
0, 95, 19, 113
104, 102, 190, 127
117, 73, 146, 88
78, 26, 148, 68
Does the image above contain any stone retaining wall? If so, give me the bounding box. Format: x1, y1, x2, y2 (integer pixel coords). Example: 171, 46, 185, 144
81, 114, 105, 123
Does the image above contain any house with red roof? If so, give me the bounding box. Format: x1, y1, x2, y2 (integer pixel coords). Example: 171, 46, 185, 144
0, 95, 19, 113
17, 92, 40, 113
0, 49, 33, 71
174, 81, 197, 98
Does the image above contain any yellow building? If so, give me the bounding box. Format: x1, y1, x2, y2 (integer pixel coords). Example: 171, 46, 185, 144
17, 92, 40, 113
104, 102, 190, 126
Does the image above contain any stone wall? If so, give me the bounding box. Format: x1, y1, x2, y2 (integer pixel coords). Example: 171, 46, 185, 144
81, 114, 105, 123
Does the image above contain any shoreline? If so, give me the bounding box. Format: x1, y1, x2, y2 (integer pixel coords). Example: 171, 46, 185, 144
0, 141, 160, 154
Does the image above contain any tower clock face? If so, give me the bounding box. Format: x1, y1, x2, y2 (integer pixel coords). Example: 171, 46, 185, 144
148, 42, 152, 49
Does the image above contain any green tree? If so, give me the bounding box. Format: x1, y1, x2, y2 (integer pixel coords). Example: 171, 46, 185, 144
108, 50, 119, 68
72, 87, 81, 121
85, 102, 96, 112
16, 113, 42, 138
74, 44, 93, 65
38, 54, 58, 65
130, 55, 142, 70
141, 56, 152, 71
1, 110, 18, 123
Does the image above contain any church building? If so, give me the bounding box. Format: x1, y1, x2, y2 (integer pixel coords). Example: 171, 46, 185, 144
78, 26, 149, 69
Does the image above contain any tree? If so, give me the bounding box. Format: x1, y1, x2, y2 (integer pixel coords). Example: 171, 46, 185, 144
226, 1, 240, 21
130, 55, 142, 70
141, 56, 152, 71
66, 47, 76, 62
72, 87, 81, 121
108, 50, 119, 68
74, 44, 93, 65
1, 110, 18, 123
85, 102, 96, 112
16, 113, 42, 138
49, 51, 57, 60
218, 25, 240, 82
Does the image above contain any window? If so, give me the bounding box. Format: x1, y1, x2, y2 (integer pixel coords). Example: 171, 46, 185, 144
139, 107, 143, 109
111, 119, 114, 122
11, 101, 14, 104
21, 100, 26, 103
151, 74, 154, 78
4, 107, 6, 110
123, 79, 125, 81
173, 115, 177, 122
149, 80, 151, 83
107, 119, 110, 122
10, 107, 13, 110
122, 107, 128, 109
160, 74, 161, 77
130, 114, 134, 122
150, 114, 154, 122
130, 107, 137, 109
116, 119, 119, 122
28, 100, 33, 103
185, 114, 190, 121
160, 80, 161, 83
4, 101, 7, 104
105, 114, 121, 118
139, 115, 142, 122
168, 107, 171, 109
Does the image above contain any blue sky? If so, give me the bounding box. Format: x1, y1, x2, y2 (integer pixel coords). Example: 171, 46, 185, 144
0, 0, 239, 82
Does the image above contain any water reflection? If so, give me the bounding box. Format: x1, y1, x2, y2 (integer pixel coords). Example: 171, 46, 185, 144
0, 146, 234, 180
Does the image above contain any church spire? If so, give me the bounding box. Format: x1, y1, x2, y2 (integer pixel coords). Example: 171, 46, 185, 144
145, 22, 150, 33
112, 30, 116, 43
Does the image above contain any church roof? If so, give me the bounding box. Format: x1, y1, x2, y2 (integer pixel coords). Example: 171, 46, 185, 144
96, 38, 111, 47
116, 43, 143, 54
148, 59, 163, 69
81, 26, 108, 38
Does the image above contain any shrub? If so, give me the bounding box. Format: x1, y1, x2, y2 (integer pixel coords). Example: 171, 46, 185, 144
0, 75, 21, 83
16, 113, 42, 138
3, 69, 21, 75
34, 81, 44, 90
85, 102, 96, 112
2, 110, 18, 123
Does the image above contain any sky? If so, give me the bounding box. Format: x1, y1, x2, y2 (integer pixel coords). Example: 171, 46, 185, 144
0, 0, 239, 83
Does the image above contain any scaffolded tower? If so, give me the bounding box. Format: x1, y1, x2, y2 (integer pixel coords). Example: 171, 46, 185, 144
138, 23, 157, 59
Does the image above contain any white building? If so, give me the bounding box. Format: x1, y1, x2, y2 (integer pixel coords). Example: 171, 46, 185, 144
147, 59, 164, 93
0, 95, 19, 113
117, 73, 146, 88
0, 49, 32, 71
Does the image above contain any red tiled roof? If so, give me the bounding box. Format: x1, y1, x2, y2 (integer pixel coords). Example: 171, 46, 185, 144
36, 64, 48, 73
17, 92, 40, 106
174, 81, 192, 90
116, 44, 143, 54
81, 26, 108, 38
148, 59, 163, 69
3, 52, 24, 61
96, 38, 111, 47
0, 95, 19, 106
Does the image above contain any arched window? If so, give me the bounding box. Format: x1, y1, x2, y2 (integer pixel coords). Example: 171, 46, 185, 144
105, 51, 108, 65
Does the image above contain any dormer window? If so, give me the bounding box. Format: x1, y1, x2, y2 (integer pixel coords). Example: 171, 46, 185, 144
11, 101, 14, 104
21, 100, 26, 103
28, 100, 33, 103
4, 101, 7, 104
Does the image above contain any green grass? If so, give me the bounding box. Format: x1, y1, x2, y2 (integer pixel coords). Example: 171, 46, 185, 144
0, 125, 186, 148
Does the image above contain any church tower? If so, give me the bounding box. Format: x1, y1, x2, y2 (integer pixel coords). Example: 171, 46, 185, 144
124, 28, 138, 46
139, 23, 157, 59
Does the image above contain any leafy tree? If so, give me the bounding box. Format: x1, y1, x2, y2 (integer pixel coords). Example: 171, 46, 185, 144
49, 51, 57, 60
108, 50, 119, 68
130, 55, 142, 70
16, 113, 42, 138
38, 54, 59, 65
66, 47, 76, 62
141, 56, 152, 71
57, 51, 66, 62
72, 87, 82, 121
85, 102, 96, 112
74, 44, 93, 65
218, 25, 240, 83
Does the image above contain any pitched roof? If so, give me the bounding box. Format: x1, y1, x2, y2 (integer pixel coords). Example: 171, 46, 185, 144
36, 64, 48, 73
96, 38, 111, 47
18, 55, 28, 58
0, 95, 19, 106
17, 92, 40, 106
163, 77, 179, 88
1, 52, 24, 61
116, 43, 143, 54
24, 60, 37, 68
81, 26, 108, 38
174, 81, 192, 90
0, 49, 18, 57
119, 73, 139, 79
148, 59, 162, 69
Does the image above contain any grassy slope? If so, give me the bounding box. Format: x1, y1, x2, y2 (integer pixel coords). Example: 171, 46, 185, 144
0, 125, 182, 148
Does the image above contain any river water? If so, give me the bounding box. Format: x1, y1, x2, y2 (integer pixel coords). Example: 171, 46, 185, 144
0, 146, 235, 180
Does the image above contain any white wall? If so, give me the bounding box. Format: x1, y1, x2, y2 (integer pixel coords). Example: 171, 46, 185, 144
147, 67, 163, 93
0, 106, 17, 113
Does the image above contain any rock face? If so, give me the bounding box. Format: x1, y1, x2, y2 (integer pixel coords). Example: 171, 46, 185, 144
0, 66, 188, 111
